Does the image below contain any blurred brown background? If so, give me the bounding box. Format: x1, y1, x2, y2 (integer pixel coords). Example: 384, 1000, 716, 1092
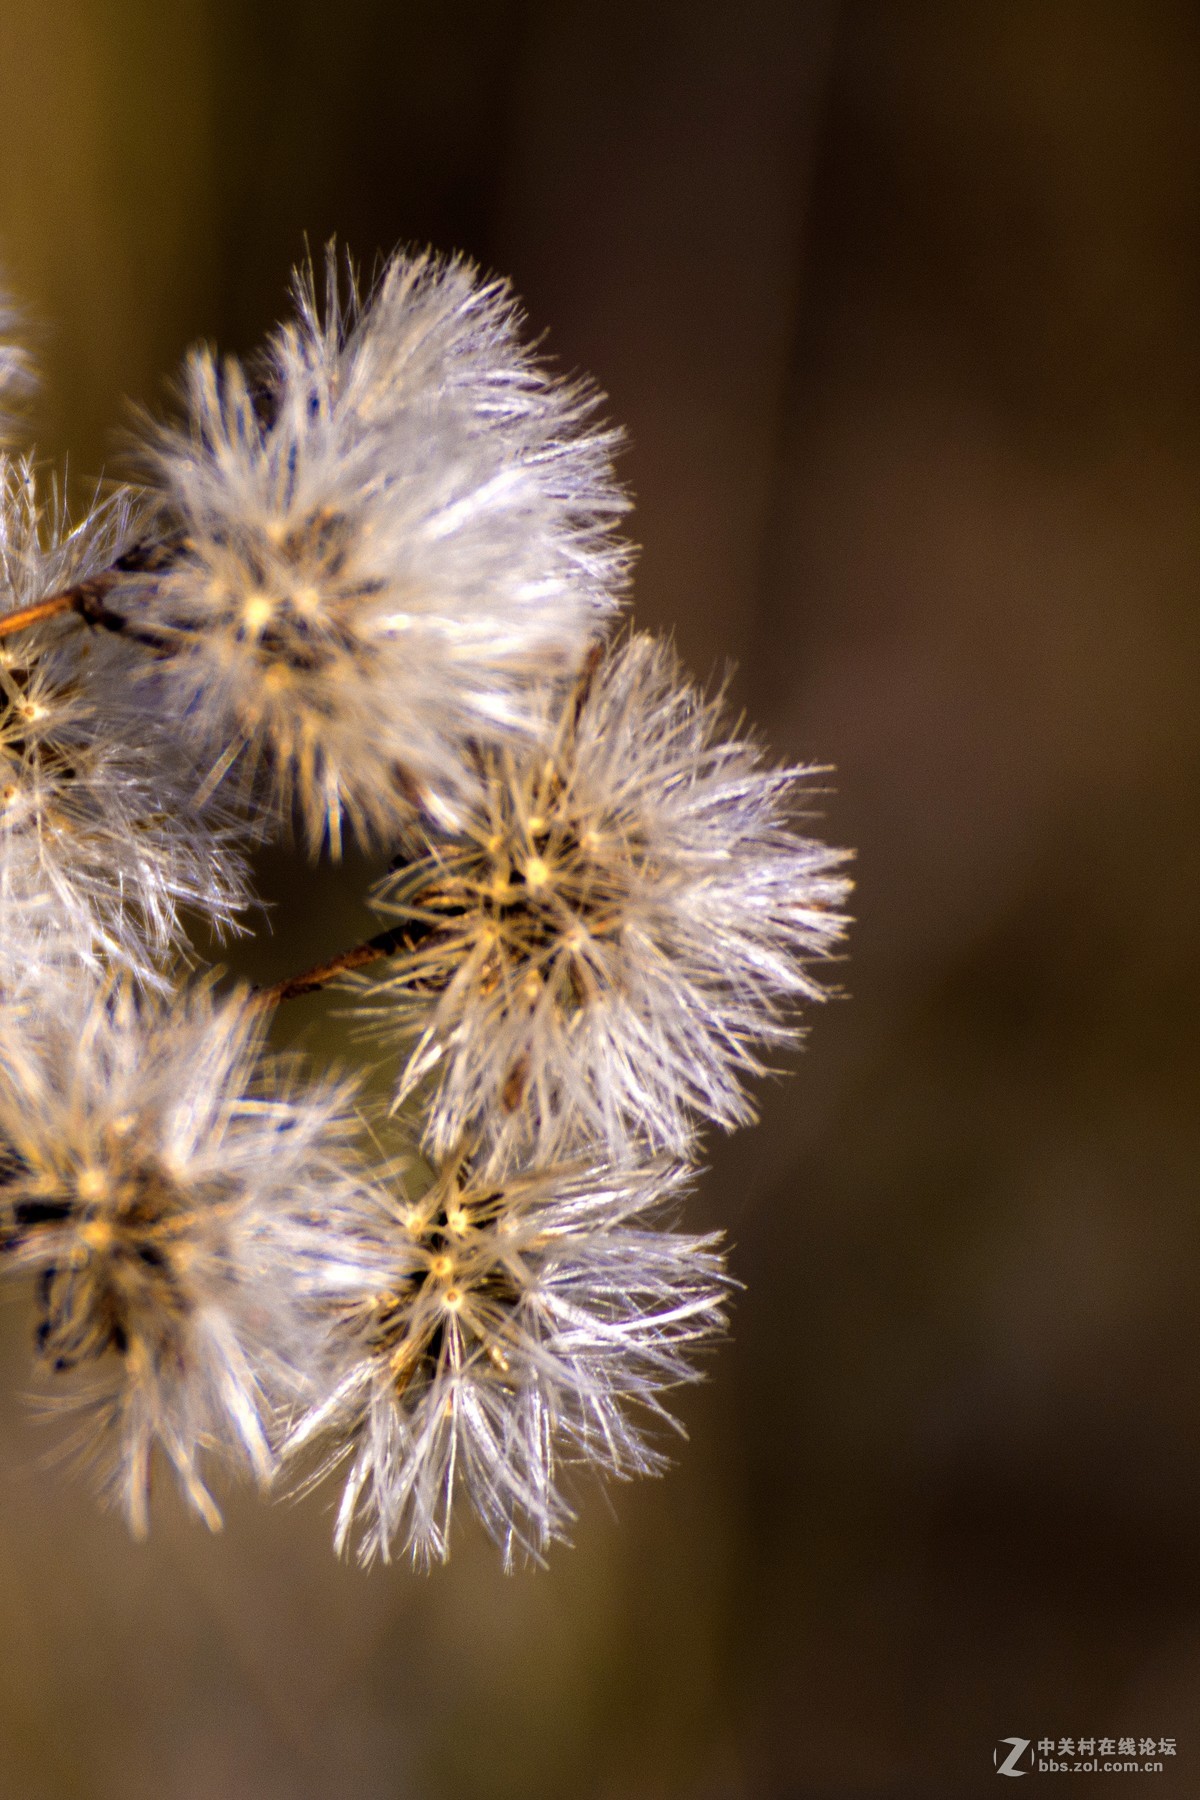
0, 2, 1198, 1795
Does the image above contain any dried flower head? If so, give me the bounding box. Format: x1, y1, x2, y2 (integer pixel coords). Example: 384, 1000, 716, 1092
281, 1142, 727, 1566
132, 248, 630, 855
357, 633, 853, 1161
0, 457, 250, 979
0, 979, 364, 1536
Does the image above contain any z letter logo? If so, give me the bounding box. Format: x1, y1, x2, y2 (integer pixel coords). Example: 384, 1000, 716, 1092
994, 1738, 1031, 1776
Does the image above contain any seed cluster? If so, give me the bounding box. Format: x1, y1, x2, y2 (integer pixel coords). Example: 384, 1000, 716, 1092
0, 250, 849, 1564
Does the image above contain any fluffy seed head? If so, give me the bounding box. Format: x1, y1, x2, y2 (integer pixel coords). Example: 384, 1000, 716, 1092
133, 247, 630, 854
357, 634, 853, 1160
0, 979, 365, 1535
0, 457, 251, 980
281, 1143, 727, 1566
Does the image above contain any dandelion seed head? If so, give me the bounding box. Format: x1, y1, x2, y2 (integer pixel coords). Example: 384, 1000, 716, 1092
281, 1143, 727, 1566
0, 457, 251, 979
359, 633, 853, 1159
135, 248, 631, 855
0, 979, 366, 1535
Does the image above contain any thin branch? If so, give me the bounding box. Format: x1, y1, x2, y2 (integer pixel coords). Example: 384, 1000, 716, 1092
258, 923, 427, 1006
0, 538, 181, 649
0, 590, 79, 637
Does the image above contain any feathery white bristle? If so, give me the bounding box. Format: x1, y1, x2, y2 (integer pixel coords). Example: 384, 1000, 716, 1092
356, 633, 853, 1161
0, 456, 252, 982
0, 978, 369, 1534
279, 1142, 728, 1566
133, 247, 631, 855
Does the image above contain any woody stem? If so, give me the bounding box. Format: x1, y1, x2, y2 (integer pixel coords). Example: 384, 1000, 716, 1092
0, 590, 80, 637
257, 923, 426, 1006
0, 551, 177, 651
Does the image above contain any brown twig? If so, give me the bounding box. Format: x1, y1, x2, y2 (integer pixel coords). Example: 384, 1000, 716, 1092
0, 587, 84, 639
257, 923, 426, 1006
0, 539, 182, 649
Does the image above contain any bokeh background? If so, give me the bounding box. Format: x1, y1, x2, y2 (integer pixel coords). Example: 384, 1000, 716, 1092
0, 2, 1197, 1795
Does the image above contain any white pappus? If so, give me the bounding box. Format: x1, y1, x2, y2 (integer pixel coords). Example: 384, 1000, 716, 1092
0, 457, 251, 984
278, 1141, 728, 1567
0, 979, 369, 1536
130, 248, 631, 855
356, 632, 853, 1162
